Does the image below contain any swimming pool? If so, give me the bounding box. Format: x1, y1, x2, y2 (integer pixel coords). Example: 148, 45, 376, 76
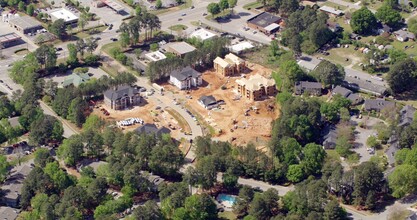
217, 194, 237, 208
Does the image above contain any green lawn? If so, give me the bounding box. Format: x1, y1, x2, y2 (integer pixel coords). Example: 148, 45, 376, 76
101, 41, 122, 55
315, 46, 366, 67
243, 1, 263, 10
391, 40, 417, 57
219, 211, 237, 220
326, 150, 341, 162
169, 24, 188, 32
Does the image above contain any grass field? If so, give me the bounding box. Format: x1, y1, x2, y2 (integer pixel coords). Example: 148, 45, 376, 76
219, 211, 237, 220
243, 1, 263, 10
322, 2, 347, 10
169, 24, 188, 32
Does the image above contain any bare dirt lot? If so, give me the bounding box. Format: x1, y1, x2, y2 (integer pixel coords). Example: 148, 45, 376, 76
90, 98, 184, 139
164, 62, 280, 146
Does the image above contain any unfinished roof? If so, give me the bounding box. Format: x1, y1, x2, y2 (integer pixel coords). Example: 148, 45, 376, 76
170, 66, 201, 81
9, 16, 42, 30
164, 42, 196, 55
49, 8, 79, 23
189, 28, 217, 41
145, 51, 166, 62
247, 12, 281, 28
225, 53, 244, 65
0, 33, 21, 44
236, 74, 275, 91
214, 57, 231, 68
319, 6, 343, 15
104, 85, 138, 101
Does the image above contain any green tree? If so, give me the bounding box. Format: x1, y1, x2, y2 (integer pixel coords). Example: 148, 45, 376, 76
279, 0, 299, 16
222, 169, 238, 190
351, 7, 377, 34
78, 13, 89, 31
18, 1, 24, 11
120, 32, 130, 48
0, 155, 9, 182
196, 156, 217, 190
184, 194, 217, 220
48, 19, 67, 39
301, 143, 326, 176
34, 44, 57, 70
366, 136, 379, 149
57, 135, 84, 167
67, 43, 79, 66
29, 115, 63, 146
34, 148, 53, 168
323, 199, 346, 220
278, 60, 304, 91
44, 161, 74, 191
375, 5, 402, 27
133, 200, 164, 220
219, 0, 229, 10
388, 164, 417, 198
26, 4, 35, 16
353, 162, 384, 208
155, 0, 162, 9
228, 0, 237, 10
286, 164, 304, 183
207, 3, 221, 15
387, 58, 417, 94
313, 60, 345, 87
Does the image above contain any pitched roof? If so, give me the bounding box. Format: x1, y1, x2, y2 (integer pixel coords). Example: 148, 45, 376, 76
170, 66, 201, 81
399, 105, 416, 127
295, 81, 322, 89
247, 12, 281, 28
7, 117, 21, 128
199, 95, 217, 106
332, 85, 352, 97
236, 74, 275, 91
343, 76, 387, 95
364, 99, 395, 111
135, 123, 171, 136
394, 30, 415, 39
319, 6, 343, 15
104, 85, 138, 101
214, 57, 231, 68
62, 73, 90, 87
0, 206, 19, 220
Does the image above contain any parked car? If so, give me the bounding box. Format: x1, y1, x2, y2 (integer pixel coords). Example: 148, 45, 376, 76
56, 47, 63, 51
110, 38, 118, 41
181, 13, 186, 16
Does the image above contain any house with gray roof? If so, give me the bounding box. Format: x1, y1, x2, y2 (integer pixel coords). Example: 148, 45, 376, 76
394, 30, 415, 42
322, 125, 338, 149
104, 85, 141, 110
169, 66, 202, 90
0, 206, 19, 220
332, 86, 363, 105
161, 42, 196, 57
399, 105, 416, 127
364, 99, 395, 112
343, 76, 387, 96
135, 123, 171, 136
199, 95, 219, 110
294, 81, 322, 96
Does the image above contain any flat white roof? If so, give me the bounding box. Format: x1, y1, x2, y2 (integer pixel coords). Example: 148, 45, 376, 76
229, 41, 254, 53
145, 51, 167, 62
49, 8, 79, 23
264, 23, 280, 32
319, 6, 343, 15
189, 28, 217, 41
101, 0, 124, 12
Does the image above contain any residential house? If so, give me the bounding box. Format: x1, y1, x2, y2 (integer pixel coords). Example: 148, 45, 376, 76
169, 66, 202, 90
377, 24, 392, 35
398, 105, 416, 127
393, 30, 415, 42
332, 85, 363, 105
297, 58, 321, 72
343, 75, 387, 96
61, 73, 90, 87
1, 165, 32, 208
294, 81, 322, 96
161, 42, 196, 57
135, 123, 171, 136
213, 53, 246, 77
103, 85, 141, 110
319, 6, 344, 17
322, 125, 338, 149
327, 21, 341, 32
199, 95, 219, 110
236, 74, 277, 101
0, 206, 19, 220
364, 99, 395, 112
246, 12, 282, 35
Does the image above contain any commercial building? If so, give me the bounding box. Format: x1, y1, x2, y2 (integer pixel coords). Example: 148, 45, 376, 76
0, 33, 21, 48
103, 85, 141, 110
236, 74, 276, 101
61, 73, 90, 87
169, 66, 202, 90
213, 53, 246, 77
294, 81, 322, 96
189, 28, 217, 41
247, 12, 282, 35
48, 8, 79, 25
100, 0, 125, 13
8, 16, 43, 34
162, 42, 196, 57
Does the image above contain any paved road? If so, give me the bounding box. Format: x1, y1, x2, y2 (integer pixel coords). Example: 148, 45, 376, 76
39, 101, 79, 138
